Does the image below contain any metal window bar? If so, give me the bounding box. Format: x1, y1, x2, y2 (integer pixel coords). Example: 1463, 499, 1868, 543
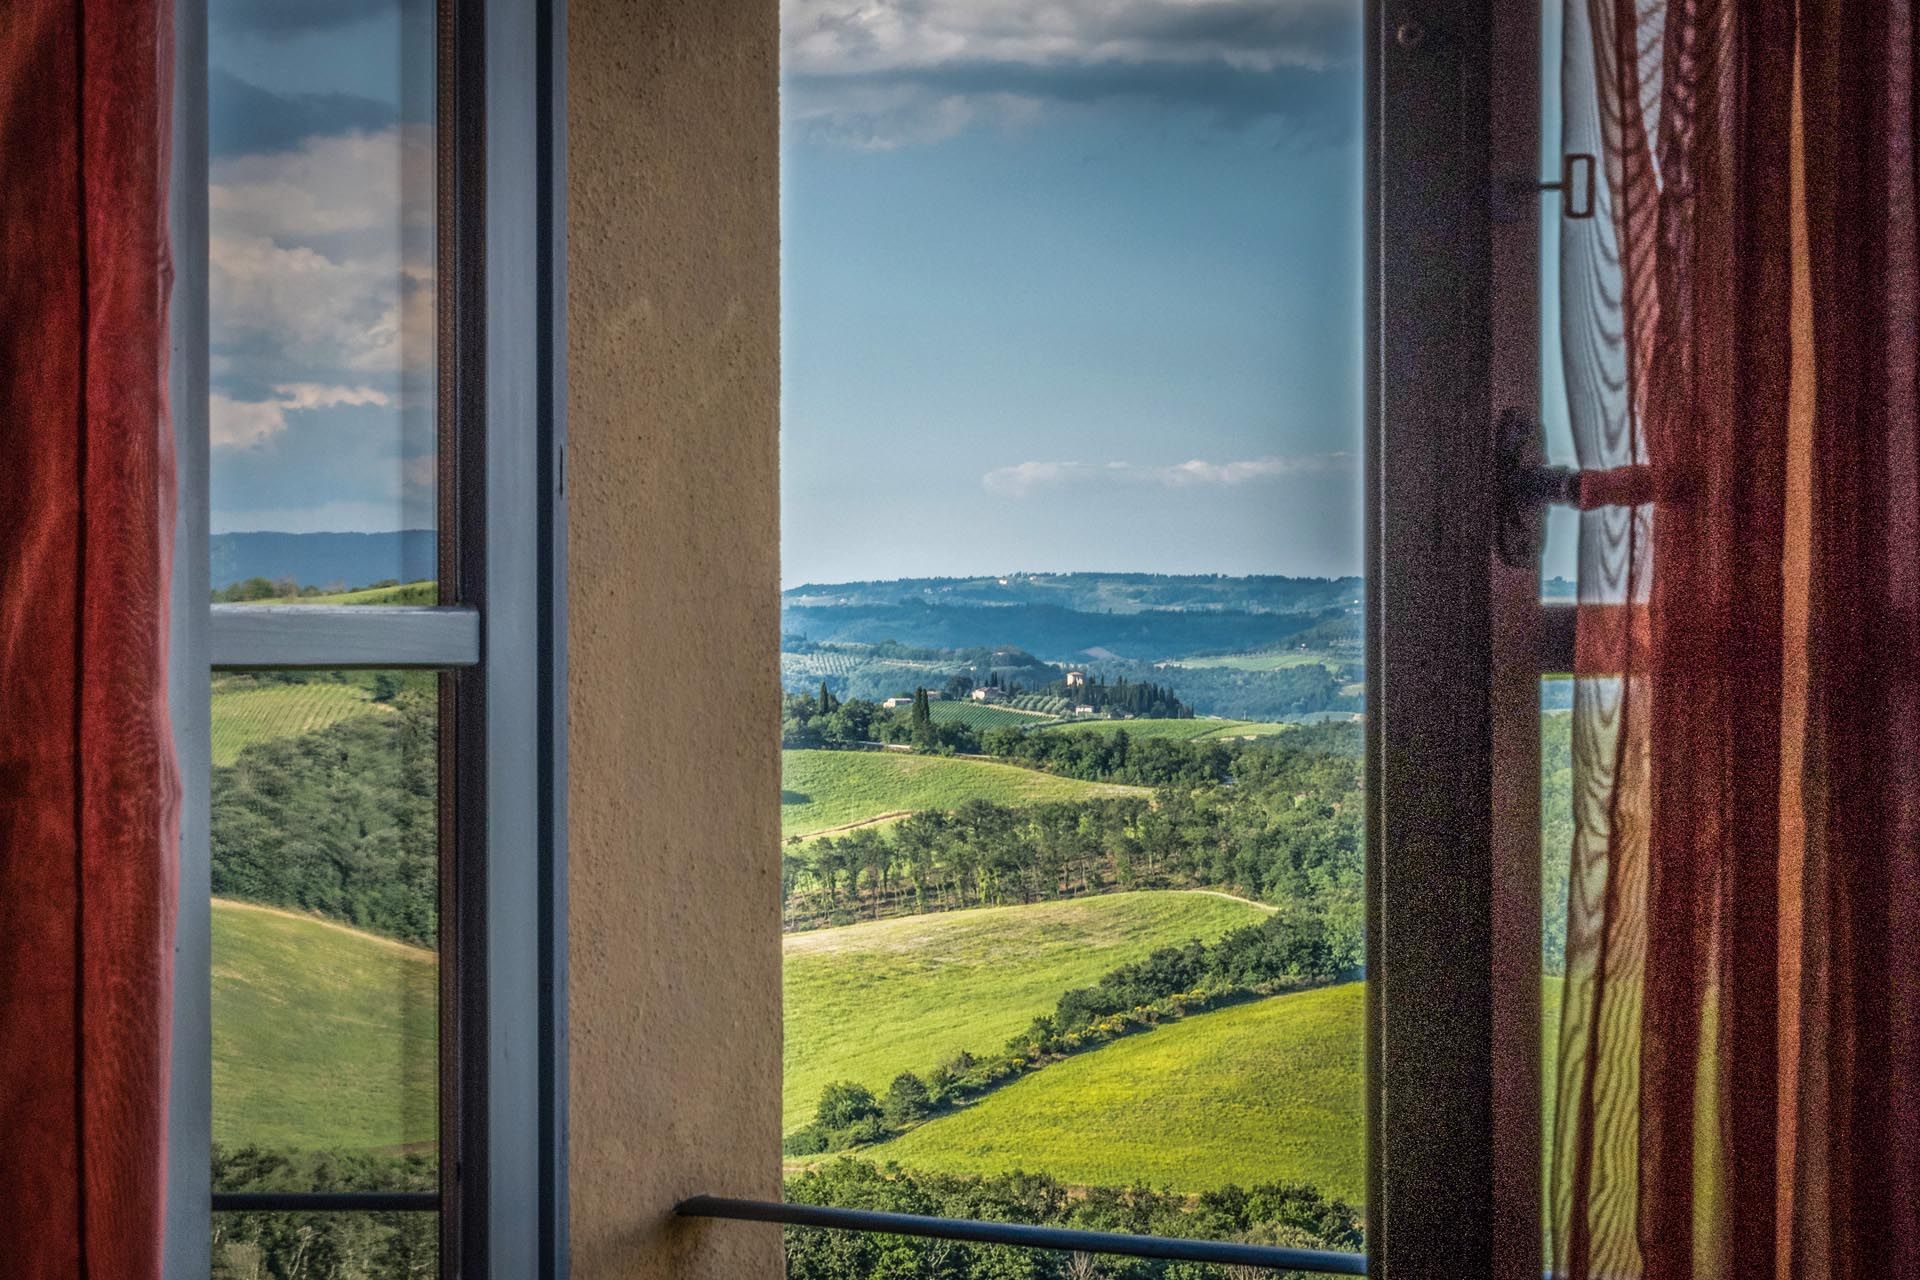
675, 1195, 1368, 1275
212, 1192, 440, 1213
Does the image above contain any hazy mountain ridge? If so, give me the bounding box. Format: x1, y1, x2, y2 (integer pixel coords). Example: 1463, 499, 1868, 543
210, 531, 434, 592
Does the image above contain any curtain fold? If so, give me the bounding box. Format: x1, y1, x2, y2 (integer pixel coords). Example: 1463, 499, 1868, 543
0, 2, 179, 1277
1552, 2, 1920, 1278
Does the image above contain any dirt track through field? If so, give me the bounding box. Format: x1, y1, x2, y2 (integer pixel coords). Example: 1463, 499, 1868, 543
793, 810, 913, 839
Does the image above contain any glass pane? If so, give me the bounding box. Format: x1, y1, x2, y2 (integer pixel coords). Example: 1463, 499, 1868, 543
208, 1, 439, 603
211, 1209, 436, 1279
210, 670, 439, 1193
780, 0, 1365, 1259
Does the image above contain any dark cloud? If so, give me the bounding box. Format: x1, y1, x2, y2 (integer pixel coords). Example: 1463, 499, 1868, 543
210, 70, 396, 158
209, 0, 396, 36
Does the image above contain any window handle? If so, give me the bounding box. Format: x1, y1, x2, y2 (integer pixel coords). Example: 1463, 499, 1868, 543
1495, 409, 1578, 568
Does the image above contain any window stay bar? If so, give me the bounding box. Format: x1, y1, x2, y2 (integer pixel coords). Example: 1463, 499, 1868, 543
675, 1195, 1367, 1275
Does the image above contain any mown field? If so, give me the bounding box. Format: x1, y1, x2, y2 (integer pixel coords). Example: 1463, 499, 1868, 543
210, 678, 387, 766
211, 899, 437, 1153
926, 700, 1058, 729
294, 580, 438, 605
1165, 648, 1349, 674
781, 749, 1150, 840
877, 982, 1366, 1199
1040, 717, 1294, 742
783, 891, 1271, 1134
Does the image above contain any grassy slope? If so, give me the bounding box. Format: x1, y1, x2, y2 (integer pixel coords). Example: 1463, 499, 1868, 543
1166, 649, 1346, 673
784, 891, 1269, 1134
1041, 718, 1293, 742
210, 679, 387, 766
877, 976, 1571, 1200
781, 749, 1149, 840
877, 983, 1367, 1199
295, 580, 438, 605
212, 900, 437, 1153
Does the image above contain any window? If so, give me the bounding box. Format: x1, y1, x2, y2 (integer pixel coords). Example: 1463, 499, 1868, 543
166, 1, 564, 1276
763, 2, 1552, 1277
777, 1, 1367, 1264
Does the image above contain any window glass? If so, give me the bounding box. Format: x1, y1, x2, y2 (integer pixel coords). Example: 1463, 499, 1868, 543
780, 0, 1365, 1259
210, 670, 440, 1197
208, 0, 438, 604
211, 1210, 437, 1278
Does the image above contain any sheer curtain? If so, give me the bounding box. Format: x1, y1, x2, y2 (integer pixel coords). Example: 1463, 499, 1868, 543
0, 2, 179, 1275
1550, 2, 1920, 1278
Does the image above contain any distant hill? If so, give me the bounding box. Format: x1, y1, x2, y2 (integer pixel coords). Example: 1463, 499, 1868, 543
209, 530, 434, 591
784, 572, 1362, 616
783, 599, 1344, 663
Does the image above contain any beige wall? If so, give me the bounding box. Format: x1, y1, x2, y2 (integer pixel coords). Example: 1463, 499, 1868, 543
566, 0, 783, 1275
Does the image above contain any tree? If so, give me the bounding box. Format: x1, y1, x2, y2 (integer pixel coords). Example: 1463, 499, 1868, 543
881, 1071, 931, 1125
814, 1081, 882, 1131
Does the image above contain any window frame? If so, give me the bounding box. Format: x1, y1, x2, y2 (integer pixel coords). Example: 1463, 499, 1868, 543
164, 0, 568, 1276
1369, 1, 1547, 1277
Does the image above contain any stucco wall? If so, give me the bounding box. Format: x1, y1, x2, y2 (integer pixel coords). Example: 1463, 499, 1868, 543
567, 0, 783, 1275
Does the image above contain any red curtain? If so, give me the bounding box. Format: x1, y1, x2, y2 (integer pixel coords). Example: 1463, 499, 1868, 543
0, 2, 179, 1276
1551, 2, 1920, 1278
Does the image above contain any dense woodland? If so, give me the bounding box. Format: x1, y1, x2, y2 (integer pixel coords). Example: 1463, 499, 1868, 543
210, 673, 438, 946
785, 1159, 1364, 1280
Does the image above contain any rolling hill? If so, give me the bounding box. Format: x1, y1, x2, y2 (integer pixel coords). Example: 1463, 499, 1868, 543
873, 982, 1367, 1199
210, 677, 388, 766
780, 749, 1150, 840
211, 899, 437, 1153
783, 891, 1271, 1134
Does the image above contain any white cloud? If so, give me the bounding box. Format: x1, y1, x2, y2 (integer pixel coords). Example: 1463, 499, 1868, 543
783, 0, 1355, 145
209, 383, 391, 450
210, 126, 437, 380
983, 452, 1351, 496
784, 0, 1350, 77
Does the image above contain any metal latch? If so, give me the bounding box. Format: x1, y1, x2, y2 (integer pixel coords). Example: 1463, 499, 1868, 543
1493, 152, 1597, 223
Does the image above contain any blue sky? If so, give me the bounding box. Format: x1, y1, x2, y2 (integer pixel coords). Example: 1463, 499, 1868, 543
207, 0, 436, 536
781, 0, 1364, 584
207, 0, 1375, 584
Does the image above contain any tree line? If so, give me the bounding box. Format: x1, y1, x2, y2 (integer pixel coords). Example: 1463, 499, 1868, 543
783, 730, 1363, 936
785, 904, 1356, 1156
211, 1146, 436, 1279
785, 1158, 1364, 1280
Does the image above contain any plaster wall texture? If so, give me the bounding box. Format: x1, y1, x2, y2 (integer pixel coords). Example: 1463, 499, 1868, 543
567, 0, 783, 1274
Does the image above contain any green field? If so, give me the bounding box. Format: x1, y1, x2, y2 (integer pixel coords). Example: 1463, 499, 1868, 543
783, 891, 1270, 1133
781, 749, 1150, 839
1166, 648, 1348, 674
295, 580, 438, 605
926, 700, 1058, 729
211, 899, 437, 1153
210, 678, 387, 766
1041, 717, 1293, 742
876, 983, 1366, 1199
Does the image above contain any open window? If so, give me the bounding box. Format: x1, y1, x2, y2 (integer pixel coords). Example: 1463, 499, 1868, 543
166, 0, 564, 1274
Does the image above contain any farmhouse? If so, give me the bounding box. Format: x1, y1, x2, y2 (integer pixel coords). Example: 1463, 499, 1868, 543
970, 687, 1005, 703
882, 697, 914, 709
1064, 670, 1087, 687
